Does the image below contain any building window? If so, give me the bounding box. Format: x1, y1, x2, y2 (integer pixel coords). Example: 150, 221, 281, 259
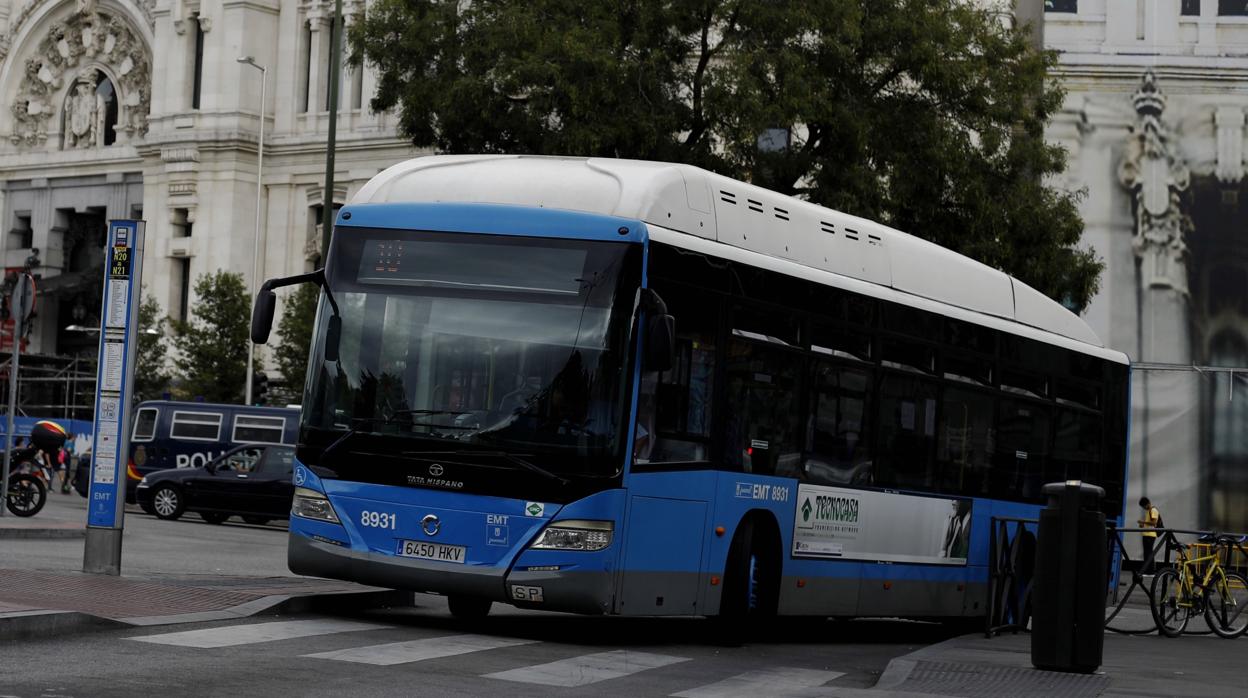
1211, 332, 1248, 457
1045, 0, 1077, 12
96, 73, 118, 146
10, 213, 33, 250
1222, 1, 1248, 16
350, 64, 364, 111
1182, 0, 1200, 15
300, 25, 312, 113
191, 16, 205, 109
178, 257, 192, 322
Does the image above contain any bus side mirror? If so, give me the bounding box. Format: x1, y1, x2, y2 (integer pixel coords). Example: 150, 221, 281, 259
324, 315, 341, 363
646, 314, 675, 373
251, 283, 277, 344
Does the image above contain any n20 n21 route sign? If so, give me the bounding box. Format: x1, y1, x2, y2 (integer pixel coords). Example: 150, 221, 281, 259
83, 220, 145, 575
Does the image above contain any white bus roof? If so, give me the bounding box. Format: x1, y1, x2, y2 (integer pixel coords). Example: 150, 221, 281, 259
353, 155, 1123, 363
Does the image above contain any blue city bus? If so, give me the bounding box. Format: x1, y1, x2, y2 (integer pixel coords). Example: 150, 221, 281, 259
252, 156, 1129, 621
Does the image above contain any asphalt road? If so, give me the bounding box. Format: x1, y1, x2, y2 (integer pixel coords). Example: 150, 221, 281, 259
0, 493, 963, 697
0, 599, 958, 697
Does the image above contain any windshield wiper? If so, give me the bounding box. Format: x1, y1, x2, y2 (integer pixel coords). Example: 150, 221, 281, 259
400, 449, 570, 486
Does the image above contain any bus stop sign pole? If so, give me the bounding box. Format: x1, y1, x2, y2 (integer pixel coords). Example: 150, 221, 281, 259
83, 220, 145, 575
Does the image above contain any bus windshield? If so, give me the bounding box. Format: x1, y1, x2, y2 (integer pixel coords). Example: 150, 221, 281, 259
301, 229, 642, 482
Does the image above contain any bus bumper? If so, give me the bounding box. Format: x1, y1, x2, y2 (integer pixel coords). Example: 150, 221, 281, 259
289, 532, 613, 614
289, 533, 505, 599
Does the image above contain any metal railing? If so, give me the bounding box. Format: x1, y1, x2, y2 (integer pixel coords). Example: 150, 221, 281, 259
986, 516, 1038, 637
987, 515, 1248, 638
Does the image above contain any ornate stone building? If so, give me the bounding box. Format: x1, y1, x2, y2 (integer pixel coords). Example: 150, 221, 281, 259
0, 0, 414, 362
1044, 0, 1248, 533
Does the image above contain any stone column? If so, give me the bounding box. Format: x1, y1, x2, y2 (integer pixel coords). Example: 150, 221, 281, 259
1117, 70, 1201, 532
306, 12, 331, 117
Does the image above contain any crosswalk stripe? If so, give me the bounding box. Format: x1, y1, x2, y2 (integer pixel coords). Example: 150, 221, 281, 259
483, 649, 690, 687
127, 619, 389, 648
302, 634, 537, 665
671, 667, 846, 697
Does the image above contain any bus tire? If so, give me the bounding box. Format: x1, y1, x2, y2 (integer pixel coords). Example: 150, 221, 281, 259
716, 516, 780, 643
448, 595, 492, 620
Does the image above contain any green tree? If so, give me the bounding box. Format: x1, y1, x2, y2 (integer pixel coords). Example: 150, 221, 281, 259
274, 282, 319, 403
133, 293, 170, 402
171, 271, 251, 403
351, 0, 1101, 310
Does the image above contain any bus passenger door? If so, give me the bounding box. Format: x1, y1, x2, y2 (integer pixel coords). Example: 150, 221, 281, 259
619, 496, 707, 615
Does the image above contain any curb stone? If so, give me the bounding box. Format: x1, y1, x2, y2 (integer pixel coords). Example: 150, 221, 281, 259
0, 589, 414, 642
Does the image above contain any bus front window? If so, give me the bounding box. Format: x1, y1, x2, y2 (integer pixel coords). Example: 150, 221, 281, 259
302, 230, 642, 479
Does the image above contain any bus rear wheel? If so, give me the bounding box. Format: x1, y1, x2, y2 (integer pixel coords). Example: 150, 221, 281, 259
448, 595, 492, 620
716, 518, 779, 643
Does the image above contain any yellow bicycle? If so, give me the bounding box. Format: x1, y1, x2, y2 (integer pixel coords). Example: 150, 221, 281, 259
1150, 533, 1248, 639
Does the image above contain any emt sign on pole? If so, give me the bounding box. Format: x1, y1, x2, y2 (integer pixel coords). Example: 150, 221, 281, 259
83, 220, 144, 575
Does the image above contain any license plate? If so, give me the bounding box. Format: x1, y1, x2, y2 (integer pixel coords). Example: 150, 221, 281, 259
396, 539, 466, 564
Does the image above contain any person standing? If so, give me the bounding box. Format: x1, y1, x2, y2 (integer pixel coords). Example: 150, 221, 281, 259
1138, 496, 1163, 574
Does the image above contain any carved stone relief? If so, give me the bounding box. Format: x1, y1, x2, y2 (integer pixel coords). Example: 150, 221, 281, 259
1118, 71, 1193, 295
3, 0, 157, 59
10, 9, 152, 147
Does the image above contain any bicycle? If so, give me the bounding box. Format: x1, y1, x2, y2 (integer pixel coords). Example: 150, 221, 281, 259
1150, 533, 1248, 639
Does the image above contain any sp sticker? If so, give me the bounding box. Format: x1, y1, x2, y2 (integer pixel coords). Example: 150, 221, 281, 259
511, 585, 544, 602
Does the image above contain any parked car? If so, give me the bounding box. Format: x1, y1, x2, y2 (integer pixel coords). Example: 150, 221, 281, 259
136, 443, 296, 525
123, 400, 299, 503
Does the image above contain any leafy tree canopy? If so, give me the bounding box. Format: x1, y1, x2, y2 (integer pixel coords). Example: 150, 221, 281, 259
274, 282, 319, 404
352, 0, 1101, 309
171, 271, 251, 404
134, 293, 170, 403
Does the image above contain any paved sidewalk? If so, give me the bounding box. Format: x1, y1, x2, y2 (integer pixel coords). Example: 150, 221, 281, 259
0, 494, 408, 641
0, 488, 88, 539
866, 606, 1241, 698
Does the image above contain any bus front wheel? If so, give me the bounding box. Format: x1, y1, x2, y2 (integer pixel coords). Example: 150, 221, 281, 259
448, 595, 492, 620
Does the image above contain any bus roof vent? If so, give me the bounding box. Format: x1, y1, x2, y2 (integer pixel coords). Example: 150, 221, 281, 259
720, 190, 737, 205
774, 207, 790, 221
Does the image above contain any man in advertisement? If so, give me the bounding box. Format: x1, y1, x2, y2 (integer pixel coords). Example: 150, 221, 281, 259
941, 499, 972, 560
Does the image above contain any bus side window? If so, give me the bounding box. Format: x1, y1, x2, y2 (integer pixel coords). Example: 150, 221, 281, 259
724, 339, 802, 476
874, 374, 938, 490
994, 401, 1051, 502
635, 283, 717, 464
804, 362, 873, 486
937, 387, 994, 496
1051, 409, 1100, 485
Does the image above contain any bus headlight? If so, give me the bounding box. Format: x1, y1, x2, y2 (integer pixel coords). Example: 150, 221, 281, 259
529, 520, 613, 552
292, 487, 340, 524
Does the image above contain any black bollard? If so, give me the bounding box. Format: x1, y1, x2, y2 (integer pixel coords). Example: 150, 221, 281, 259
1031, 480, 1107, 673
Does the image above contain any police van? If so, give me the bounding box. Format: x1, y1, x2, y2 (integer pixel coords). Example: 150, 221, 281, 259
123, 400, 299, 502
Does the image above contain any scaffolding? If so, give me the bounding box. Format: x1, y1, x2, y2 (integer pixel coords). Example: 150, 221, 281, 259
0, 353, 98, 422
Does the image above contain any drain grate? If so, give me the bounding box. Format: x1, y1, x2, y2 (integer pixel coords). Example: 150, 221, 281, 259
900, 660, 1108, 698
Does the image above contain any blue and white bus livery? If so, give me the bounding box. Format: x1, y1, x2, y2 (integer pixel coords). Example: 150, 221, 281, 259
252, 155, 1129, 622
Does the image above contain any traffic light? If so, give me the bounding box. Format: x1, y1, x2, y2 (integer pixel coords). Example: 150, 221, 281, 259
254, 371, 269, 405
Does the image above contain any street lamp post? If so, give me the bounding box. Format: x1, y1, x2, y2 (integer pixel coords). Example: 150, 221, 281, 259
238, 56, 267, 405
